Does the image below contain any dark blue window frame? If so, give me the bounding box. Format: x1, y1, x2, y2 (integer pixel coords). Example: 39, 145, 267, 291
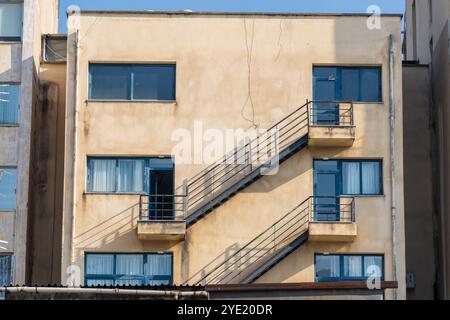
88, 63, 176, 101
313, 159, 383, 197
313, 66, 382, 103
314, 253, 385, 282
86, 156, 174, 194
84, 252, 173, 287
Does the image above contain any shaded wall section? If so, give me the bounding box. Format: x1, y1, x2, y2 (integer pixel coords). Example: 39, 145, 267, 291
27, 63, 66, 285
402, 64, 436, 299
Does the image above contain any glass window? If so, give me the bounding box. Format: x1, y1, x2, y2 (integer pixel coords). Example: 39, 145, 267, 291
361, 161, 381, 195
0, 254, 12, 287
89, 64, 175, 101
342, 162, 361, 195
315, 160, 382, 197
85, 253, 173, 286
0, 3, 23, 41
117, 159, 144, 193
0, 84, 20, 124
87, 157, 173, 194
89, 64, 130, 100
315, 255, 340, 279
314, 66, 382, 102
315, 254, 384, 282
0, 168, 16, 210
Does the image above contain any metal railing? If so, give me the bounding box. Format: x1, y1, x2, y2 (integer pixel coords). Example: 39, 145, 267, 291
311, 196, 355, 223
180, 100, 312, 217
137, 100, 355, 222
184, 196, 355, 285
138, 194, 186, 221
309, 101, 354, 126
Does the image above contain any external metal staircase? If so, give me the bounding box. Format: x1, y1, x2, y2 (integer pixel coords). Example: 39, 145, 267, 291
184, 196, 355, 285
181, 100, 311, 227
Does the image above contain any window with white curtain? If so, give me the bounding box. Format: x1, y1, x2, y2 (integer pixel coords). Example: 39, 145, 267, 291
315, 254, 384, 282
0, 84, 20, 125
87, 157, 171, 193
315, 159, 382, 196
85, 253, 173, 287
0, 2, 23, 41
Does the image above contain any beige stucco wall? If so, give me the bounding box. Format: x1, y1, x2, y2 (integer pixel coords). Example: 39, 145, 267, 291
62, 12, 405, 299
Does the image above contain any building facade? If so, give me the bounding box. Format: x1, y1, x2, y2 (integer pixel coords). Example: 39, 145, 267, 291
0, 0, 60, 287
58, 11, 406, 299
403, 0, 450, 300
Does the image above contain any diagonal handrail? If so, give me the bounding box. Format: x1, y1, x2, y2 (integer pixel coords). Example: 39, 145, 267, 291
183, 196, 355, 285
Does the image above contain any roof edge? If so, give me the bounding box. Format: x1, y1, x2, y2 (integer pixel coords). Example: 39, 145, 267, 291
67, 10, 403, 19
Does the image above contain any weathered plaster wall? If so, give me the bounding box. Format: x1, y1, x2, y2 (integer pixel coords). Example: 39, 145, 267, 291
62, 13, 405, 299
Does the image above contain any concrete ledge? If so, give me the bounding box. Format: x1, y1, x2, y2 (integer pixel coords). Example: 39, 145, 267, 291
308, 126, 355, 147
308, 222, 357, 242
137, 220, 186, 241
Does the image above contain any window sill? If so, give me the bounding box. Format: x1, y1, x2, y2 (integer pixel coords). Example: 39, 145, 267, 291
0, 124, 19, 127
86, 99, 177, 104
84, 192, 146, 196
340, 194, 385, 198
0, 40, 22, 44
352, 101, 384, 105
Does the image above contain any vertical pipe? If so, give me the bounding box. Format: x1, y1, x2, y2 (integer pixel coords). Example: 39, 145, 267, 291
389, 34, 398, 300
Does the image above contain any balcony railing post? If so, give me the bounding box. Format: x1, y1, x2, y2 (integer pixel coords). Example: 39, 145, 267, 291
182, 179, 189, 219
306, 98, 310, 127
139, 194, 142, 221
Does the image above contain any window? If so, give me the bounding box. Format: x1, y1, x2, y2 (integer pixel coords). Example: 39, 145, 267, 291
0, 254, 12, 286
314, 159, 382, 196
313, 66, 382, 103
88, 64, 176, 101
87, 157, 174, 194
315, 254, 384, 282
0, 84, 20, 124
43, 34, 67, 63
0, 168, 16, 210
0, 2, 23, 41
84, 253, 173, 286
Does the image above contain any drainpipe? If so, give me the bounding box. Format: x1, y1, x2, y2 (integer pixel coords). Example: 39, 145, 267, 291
388, 34, 398, 300
0, 287, 208, 299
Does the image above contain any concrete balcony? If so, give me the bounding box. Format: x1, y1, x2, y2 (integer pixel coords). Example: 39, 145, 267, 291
308, 222, 357, 242
308, 196, 357, 242
137, 220, 186, 241
137, 194, 186, 241
308, 102, 355, 147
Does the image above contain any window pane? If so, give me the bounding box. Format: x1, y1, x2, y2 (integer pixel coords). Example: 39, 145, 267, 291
0, 254, 12, 286
0, 3, 23, 38
361, 68, 381, 102
0, 85, 20, 124
313, 67, 337, 79
132, 65, 175, 100
315, 255, 340, 279
343, 256, 363, 278
89, 64, 130, 100
341, 69, 360, 101
116, 254, 143, 275
315, 160, 338, 173
89, 159, 116, 192
145, 254, 172, 276
364, 256, 383, 278
362, 162, 381, 194
85, 254, 114, 275
117, 160, 144, 192
0, 168, 16, 210
342, 162, 361, 195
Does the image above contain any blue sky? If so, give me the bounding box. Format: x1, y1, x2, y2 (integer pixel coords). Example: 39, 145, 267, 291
58, 0, 405, 33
